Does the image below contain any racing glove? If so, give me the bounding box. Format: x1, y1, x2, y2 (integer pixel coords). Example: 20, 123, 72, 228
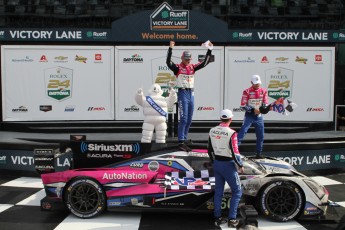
259, 104, 271, 114
285, 99, 296, 112
242, 105, 254, 113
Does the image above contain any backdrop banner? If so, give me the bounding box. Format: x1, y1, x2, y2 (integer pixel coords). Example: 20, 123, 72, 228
225, 46, 335, 121
1, 45, 115, 121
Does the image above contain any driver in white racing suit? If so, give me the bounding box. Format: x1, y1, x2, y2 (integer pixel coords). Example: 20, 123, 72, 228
208, 109, 244, 228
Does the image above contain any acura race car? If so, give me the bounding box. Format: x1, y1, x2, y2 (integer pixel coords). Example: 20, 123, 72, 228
34, 142, 332, 222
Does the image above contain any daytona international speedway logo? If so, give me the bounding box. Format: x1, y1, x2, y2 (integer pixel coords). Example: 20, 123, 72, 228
265, 67, 293, 100
44, 66, 73, 101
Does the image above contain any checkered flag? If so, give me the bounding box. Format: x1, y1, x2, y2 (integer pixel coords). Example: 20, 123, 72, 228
165, 170, 215, 190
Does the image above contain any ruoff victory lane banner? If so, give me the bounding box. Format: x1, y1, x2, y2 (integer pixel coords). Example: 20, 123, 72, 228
1, 45, 115, 121
230, 30, 345, 43
111, 2, 229, 43
0, 29, 111, 42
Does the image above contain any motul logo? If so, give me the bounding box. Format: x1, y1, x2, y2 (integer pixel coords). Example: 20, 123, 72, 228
306, 108, 324, 112
197, 107, 214, 111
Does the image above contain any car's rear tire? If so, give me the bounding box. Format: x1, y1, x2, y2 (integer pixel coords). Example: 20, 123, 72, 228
257, 180, 304, 222
64, 177, 106, 218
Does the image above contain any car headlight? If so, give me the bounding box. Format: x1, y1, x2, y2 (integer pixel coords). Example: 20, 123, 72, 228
303, 179, 326, 200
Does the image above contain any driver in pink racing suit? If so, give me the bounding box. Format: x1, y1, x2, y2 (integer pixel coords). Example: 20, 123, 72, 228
237, 75, 268, 158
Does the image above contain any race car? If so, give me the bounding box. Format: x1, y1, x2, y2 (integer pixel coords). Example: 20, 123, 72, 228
36, 144, 331, 222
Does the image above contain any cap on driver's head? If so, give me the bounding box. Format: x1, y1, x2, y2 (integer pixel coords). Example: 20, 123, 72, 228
182, 51, 192, 60
251, 75, 262, 84
220, 109, 234, 119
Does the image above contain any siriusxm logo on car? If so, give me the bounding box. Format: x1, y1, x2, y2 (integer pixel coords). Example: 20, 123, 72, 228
80, 142, 141, 154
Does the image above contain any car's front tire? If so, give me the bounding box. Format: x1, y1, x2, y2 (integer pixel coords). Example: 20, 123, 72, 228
257, 180, 304, 222
64, 177, 106, 218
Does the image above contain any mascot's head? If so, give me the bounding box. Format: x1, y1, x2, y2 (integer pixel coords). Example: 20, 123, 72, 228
148, 84, 163, 96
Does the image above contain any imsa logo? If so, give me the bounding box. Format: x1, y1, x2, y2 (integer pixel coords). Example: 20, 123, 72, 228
197, 107, 214, 111
306, 108, 324, 112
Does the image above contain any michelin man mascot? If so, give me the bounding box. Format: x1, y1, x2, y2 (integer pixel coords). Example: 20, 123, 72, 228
135, 84, 177, 143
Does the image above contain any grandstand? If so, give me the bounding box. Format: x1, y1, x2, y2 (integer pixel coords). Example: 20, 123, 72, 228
0, 0, 343, 29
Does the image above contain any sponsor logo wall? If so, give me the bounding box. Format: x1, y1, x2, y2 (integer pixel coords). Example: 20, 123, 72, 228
2, 45, 335, 122
115, 46, 224, 120
1, 45, 115, 121
225, 47, 335, 121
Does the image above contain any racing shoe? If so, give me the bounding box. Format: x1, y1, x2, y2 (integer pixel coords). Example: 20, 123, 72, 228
256, 153, 264, 159
178, 142, 192, 152
214, 217, 227, 226
184, 139, 193, 145
228, 219, 239, 228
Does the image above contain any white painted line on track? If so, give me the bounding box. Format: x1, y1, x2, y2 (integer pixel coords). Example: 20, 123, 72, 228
1, 177, 44, 188
54, 212, 142, 230
0, 204, 13, 213
17, 189, 46, 206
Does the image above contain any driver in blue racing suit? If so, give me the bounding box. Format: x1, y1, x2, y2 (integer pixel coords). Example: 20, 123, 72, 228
166, 41, 213, 151
208, 109, 244, 228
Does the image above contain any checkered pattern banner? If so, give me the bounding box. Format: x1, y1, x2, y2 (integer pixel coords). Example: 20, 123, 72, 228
164, 170, 215, 190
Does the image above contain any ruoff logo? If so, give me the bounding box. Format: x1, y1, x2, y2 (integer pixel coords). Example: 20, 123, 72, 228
150, 2, 189, 31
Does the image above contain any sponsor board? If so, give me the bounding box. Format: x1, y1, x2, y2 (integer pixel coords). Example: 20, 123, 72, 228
242, 148, 345, 171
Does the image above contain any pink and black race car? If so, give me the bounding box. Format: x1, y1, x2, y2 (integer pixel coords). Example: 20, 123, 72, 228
35, 143, 333, 221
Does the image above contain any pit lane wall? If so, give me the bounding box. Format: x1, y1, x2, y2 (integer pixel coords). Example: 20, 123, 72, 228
0, 142, 345, 174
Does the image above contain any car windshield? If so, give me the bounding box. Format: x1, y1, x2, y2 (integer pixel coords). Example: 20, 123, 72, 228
242, 158, 266, 175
